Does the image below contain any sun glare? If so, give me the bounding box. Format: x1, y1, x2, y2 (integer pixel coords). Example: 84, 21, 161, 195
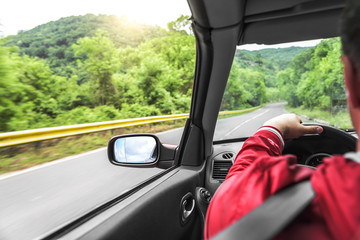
1, 0, 191, 36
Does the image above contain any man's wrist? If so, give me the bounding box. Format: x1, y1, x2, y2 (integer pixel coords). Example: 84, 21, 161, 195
257, 126, 285, 149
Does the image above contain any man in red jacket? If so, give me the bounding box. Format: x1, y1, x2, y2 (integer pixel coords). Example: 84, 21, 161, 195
205, 0, 360, 239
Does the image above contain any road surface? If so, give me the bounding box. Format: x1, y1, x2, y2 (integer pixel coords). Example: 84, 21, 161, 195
0, 103, 289, 239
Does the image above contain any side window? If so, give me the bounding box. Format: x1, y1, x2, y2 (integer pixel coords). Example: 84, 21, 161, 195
0, 2, 192, 239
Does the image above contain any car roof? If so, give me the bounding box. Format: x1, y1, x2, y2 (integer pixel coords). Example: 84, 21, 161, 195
187, 0, 346, 45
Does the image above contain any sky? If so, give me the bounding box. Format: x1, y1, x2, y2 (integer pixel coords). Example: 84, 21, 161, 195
0, 0, 191, 36
0, 0, 320, 50
238, 39, 322, 51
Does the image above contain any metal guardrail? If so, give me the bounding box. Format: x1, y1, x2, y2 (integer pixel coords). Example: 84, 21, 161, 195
0, 106, 260, 148
218, 106, 260, 116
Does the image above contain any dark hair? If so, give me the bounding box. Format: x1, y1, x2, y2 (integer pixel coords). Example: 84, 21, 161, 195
341, 0, 360, 72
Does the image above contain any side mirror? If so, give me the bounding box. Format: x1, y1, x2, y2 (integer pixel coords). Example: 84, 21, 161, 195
107, 134, 177, 168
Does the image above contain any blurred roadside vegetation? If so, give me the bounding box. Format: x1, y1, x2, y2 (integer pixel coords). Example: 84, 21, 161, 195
0, 15, 195, 132
286, 106, 352, 129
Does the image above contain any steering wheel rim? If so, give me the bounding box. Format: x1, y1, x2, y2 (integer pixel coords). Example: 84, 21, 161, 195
284, 124, 357, 168
308, 124, 357, 142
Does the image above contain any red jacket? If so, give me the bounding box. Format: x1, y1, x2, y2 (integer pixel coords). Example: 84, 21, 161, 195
205, 127, 360, 240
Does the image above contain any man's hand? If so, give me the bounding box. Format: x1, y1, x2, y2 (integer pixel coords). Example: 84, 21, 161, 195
263, 114, 323, 141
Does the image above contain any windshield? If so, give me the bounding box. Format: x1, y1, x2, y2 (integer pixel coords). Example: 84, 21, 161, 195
214, 37, 351, 141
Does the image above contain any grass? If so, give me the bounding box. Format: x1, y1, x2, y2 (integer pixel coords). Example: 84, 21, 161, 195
0, 120, 186, 175
286, 106, 353, 129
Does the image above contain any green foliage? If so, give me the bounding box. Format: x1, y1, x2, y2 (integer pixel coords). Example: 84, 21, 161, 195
277, 38, 346, 111
250, 47, 311, 70
73, 31, 118, 105
52, 105, 121, 125
0, 41, 18, 131
5, 14, 165, 77
0, 42, 86, 131
0, 16, 196, 133
234, 47, 310, 87
221, 63, 266, 110
266, 87, 281, 103
222, 47, 307, 110
113, 31, 196, 116
168, 15, 192, 34
287, 106, 351, 129
297, 39, 345, 110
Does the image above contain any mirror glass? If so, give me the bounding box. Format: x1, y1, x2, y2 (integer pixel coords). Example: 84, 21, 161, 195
113, 136, 157, 164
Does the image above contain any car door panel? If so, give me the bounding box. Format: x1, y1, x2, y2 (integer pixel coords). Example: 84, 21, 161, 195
60, 165, 205, 240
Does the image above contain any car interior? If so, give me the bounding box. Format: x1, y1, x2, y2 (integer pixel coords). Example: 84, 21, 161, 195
41, 0, 357, 239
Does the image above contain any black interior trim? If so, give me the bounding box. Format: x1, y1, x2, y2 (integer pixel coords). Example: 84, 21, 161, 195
244, 0, 344, 23
42, 166, 179, 240
76, 165, 205, 240
187, 0, 246, 29
240, 8, 343, 44
213, 137, 249, 145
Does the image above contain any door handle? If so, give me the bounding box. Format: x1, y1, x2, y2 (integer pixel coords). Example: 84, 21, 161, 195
180, 192, 195, 225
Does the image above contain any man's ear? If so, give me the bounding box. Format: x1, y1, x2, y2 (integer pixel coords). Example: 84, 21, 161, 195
342, 55, 360, 108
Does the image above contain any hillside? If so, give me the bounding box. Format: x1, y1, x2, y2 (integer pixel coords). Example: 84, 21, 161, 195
0, 15, 197, 132
234, 47, 310, 87
250, 47, 311, 69
4, 14, 165, 76
4, 14, 309, 81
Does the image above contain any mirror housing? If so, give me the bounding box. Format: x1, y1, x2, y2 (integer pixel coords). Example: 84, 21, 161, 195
107, 134, 177, 168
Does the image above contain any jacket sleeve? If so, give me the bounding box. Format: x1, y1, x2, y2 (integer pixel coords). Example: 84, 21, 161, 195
226, 126, 284, 179
205, 127, 312, 239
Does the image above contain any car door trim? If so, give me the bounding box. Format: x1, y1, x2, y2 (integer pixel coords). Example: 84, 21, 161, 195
41, 166, 180, 240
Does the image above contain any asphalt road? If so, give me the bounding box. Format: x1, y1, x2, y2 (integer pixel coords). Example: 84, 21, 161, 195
0, 103, 288, 240
214, 102, 288, 140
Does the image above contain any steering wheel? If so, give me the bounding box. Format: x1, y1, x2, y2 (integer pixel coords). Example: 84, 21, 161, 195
282, 124, 357, 168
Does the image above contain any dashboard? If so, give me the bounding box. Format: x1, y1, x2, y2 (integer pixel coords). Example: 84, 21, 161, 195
205, 141, 243, 194
205, 126, 357, 195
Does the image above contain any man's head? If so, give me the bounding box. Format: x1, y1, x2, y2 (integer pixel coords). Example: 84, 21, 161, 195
341, 0, 360, 149
341, 0, 360, 73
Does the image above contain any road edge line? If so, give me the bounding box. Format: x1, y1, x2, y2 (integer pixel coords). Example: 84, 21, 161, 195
0, 147, 107, 181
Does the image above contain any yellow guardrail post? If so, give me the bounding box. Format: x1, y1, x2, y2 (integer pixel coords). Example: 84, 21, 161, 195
0, 106, 261, 148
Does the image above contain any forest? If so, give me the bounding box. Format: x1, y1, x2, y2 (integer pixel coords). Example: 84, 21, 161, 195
277, 38, 346, 110
0, 14, 345, 133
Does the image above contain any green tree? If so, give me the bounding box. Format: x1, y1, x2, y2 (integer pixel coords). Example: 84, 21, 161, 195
297, 38, 344, 110
276, 47, 314, 107
276, 38, 345, 111
222, 63, 266, 110
113, 29, 195, 115
0, 42, 19, 131
73, 31, 118, 105
1, 16, 198, 132
167, 15, 192, 34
